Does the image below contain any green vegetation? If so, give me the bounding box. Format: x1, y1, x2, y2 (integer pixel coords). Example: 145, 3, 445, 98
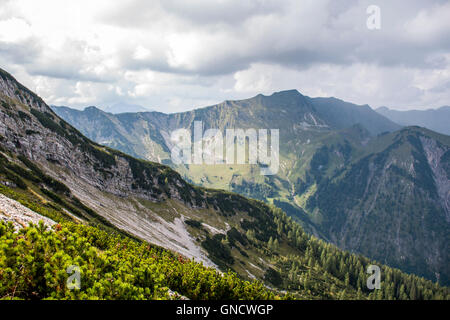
0, 221, 279, 300
184, 219, 202, 229
197, 188, 450, 299
201, 234, 234, 269
17, 110, 31, 122
258, 208, 450, 299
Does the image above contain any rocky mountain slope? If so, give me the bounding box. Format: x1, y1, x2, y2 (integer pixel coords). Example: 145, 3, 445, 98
53, 89, 450, 285
0, 193, 56, 230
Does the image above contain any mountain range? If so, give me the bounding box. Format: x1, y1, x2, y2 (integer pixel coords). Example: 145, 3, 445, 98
0, 66, 449, 299
376, 106, 450, 136
52, 102, 153, 115
53, 90, 450, 286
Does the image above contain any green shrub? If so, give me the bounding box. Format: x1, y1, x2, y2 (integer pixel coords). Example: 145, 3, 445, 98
185, 219, 202, 229
0, 221, 279, 300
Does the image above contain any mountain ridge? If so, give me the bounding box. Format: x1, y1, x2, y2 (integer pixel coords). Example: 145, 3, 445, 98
1, 67, 449, 299
52, 87, 449, 285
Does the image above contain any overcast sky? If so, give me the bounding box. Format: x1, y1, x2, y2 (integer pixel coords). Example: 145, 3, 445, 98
0, 0, 449, 112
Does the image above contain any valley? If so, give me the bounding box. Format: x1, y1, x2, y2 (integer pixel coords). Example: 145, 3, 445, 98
0, 67, 448, 299
53, 89, 450, 286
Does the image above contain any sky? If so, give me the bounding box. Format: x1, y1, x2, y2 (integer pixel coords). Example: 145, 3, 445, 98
0, 0, 449, 113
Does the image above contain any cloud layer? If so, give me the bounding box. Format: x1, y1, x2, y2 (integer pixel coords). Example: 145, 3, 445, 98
0, 0, 449, 112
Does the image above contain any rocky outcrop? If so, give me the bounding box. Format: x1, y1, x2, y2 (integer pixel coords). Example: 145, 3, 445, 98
0, 193, 56, 230
420, 136, 450, 222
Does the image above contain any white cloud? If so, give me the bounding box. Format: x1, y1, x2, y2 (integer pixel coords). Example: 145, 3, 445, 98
0, 0, 448, 111
133, 46, 152, 61
403, 2, 450, 45
232, 62, 450, 110
0, 17, 32, 42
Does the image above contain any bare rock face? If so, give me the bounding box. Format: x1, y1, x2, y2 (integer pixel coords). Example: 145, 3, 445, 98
0, 193, 56, 231
420, 136, 450, 222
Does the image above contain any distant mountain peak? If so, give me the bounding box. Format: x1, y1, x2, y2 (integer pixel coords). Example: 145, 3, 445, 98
104, 102, 152, 114
270, 89, 301, 96
244, 90, 303, 102
84, 105, 101, 111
